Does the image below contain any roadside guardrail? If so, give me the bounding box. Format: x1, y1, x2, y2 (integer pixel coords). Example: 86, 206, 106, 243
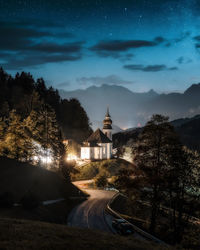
106, 193, 169, 247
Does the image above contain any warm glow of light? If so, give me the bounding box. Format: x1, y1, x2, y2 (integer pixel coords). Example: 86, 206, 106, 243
121, 146, 133, 163
33, 155, 39, 161
41, 156, 52, 164
66, 154, 78, 161
32, 141, 53, 166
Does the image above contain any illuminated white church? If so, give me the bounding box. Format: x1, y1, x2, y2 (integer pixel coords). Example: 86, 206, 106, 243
81, 108, 113, 160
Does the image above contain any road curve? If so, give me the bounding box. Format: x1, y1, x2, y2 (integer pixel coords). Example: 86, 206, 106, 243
67, 189, 116, 233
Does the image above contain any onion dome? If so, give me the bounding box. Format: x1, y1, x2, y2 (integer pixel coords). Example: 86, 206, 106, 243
103, 107, 112, 129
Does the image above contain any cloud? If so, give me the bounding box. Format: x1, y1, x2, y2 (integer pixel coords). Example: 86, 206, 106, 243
165, 42, 171, 47
177, 56, 184, 64
174, 31, 190, 43
1, 48, 83, 70
0, 20, 74, 37
176, 56, 192, 64
30, 41, 85, 53
193, 36, 200, 42
195, 43, 200, 52
168, 67, 178, 70
0, 21, 83, 69
90, 39, 157, 53
2, 52, 82, 70
76, 75, 133, 86
194, 42, 200, 54
89, 39, 163, 60
0, 24, 50, 51
89, 35, 188, 59
56, 81, 71, 89
0, 21, 75, 52
95, 51, 134, 61
193, 35, 200, 41
123, 64, 178, 72
8, 19, 73, 30
154, 36, 166, 43
158, 32, 191, 48
90, 34, 190, 56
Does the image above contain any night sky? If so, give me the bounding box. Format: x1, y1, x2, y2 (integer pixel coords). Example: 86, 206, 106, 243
0, 0, 200, 93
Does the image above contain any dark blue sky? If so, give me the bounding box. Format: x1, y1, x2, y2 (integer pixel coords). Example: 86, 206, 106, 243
0, 0, 200, 92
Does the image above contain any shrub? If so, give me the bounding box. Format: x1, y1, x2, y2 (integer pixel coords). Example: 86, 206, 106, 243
21, 192, 40, 210
0, 192, 14, 208
94, 172, 108, 188
73, 163, 99, 180
108, 176, 118, 185
73, 159, 134, 181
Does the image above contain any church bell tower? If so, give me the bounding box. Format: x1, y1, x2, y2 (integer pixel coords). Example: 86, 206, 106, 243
103, 107, 112, 141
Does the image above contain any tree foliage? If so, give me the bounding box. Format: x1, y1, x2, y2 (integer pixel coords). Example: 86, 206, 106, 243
115, 114, 200, 243
94, 172, 108, 188
0, 68, 92, 166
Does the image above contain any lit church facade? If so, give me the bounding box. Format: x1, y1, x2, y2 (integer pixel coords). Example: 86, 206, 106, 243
81, 109, 113, 160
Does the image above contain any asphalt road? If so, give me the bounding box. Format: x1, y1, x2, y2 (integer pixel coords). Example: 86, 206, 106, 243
67, 181, 165, 245
67, 188, 116, 233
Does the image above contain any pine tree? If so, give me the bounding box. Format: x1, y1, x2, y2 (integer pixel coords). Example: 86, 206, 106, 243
0, 117, 7, 155
132, 114, 183, 233
2, 110, 32, 160
24, 103, 64, 167
22, 91, 41, 117
167, 147, 200, 243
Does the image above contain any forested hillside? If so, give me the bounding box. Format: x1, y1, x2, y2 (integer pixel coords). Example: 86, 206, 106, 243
0, 68, 92, 166
113, 115, 200, 151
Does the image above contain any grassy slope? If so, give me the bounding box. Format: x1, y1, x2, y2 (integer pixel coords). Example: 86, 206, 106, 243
73, 158, 134, 180
0, 157, 82, 202
0, 158, 167, 249
0, 217, 163, 250
0, 200, 82, 224
0, 157, 86, 224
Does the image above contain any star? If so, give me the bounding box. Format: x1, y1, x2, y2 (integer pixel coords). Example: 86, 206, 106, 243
138, 14, 143, 22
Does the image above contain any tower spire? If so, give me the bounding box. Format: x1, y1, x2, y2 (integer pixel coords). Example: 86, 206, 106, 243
106, 106, 110, 117
103, 107, 112, 140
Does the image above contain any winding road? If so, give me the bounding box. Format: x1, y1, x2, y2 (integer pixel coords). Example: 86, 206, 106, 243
67, 181, 166, 246
67, 187, 116, 233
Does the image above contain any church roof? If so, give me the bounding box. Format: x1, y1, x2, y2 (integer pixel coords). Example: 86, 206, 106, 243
87, 128, 112, 143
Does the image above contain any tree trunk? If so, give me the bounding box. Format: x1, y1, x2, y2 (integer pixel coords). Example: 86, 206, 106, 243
149, 185, 158, 234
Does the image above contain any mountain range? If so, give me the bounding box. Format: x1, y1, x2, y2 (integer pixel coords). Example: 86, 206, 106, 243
113, 114, 200, 151
59, 83, 200, 130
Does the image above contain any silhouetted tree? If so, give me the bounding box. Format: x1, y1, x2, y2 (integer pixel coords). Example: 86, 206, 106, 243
115, 114, 200, 243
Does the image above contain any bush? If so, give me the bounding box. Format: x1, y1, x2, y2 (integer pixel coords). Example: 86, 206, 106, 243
60, 160, 79, 181
0, 192, 14, 208
73, 163, 99, 180
108, 176, 118, 185
94, 172, 108, 188
73, 159, 134, 181
21, 192, 40, 210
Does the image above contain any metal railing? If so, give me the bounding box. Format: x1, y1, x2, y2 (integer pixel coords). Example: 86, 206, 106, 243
106, 193, 169, 247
